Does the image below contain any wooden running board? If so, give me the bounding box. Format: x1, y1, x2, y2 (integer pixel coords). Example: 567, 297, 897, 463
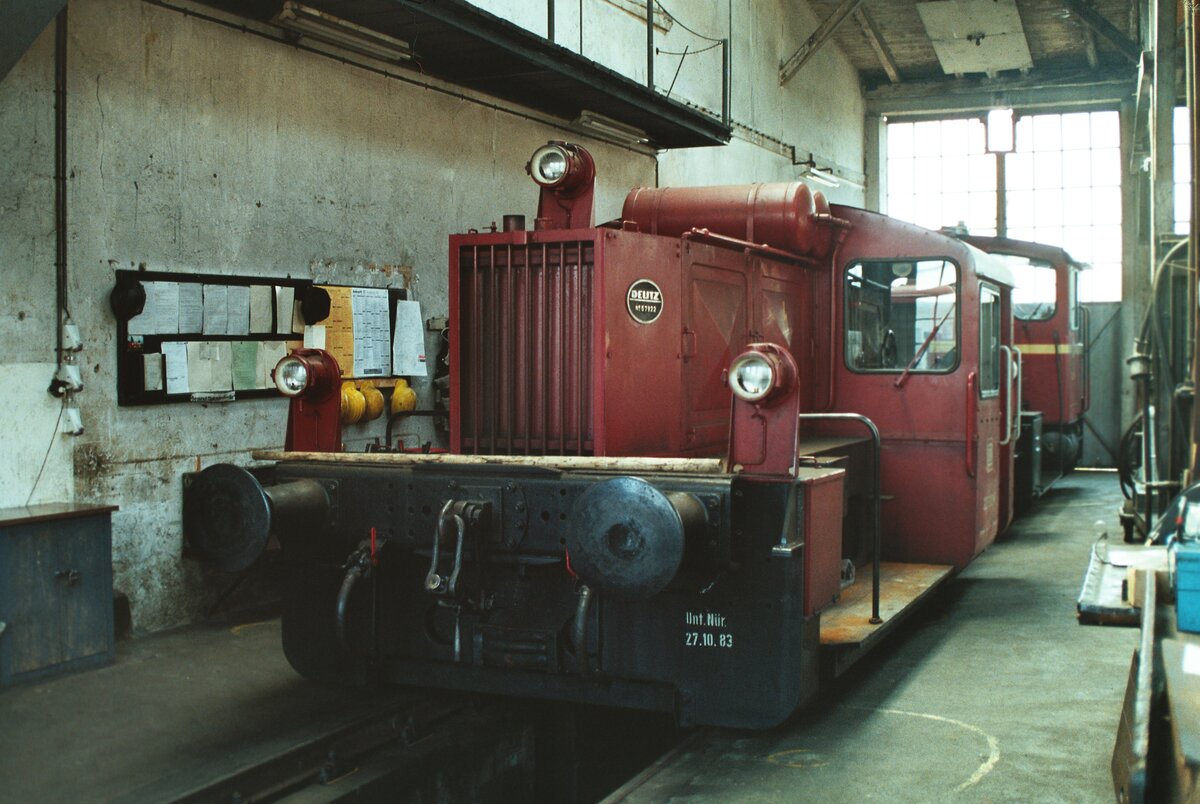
819, 561, 954, 677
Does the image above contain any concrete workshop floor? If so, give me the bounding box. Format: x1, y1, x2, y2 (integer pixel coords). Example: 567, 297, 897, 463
610, 470, 1138, 803
0, 471, 1136, 803
0, 616, 440, 801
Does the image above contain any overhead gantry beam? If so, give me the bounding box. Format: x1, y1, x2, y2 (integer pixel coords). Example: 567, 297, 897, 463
780, 0, 865, 85
854, 6, 900, 83
1062, 0, 1141, 64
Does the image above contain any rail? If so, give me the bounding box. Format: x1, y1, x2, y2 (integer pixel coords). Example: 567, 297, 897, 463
798, 412, 883, 624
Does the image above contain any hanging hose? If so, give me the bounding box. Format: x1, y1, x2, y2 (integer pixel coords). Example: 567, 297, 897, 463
572, 584, 594, 677
335, 544, 373, 650
1118, 412, 1143, 501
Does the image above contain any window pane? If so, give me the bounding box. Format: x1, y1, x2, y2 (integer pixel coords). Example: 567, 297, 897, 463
889, 122, 915, 159
1062, 149, 1091, 187
1091, 111, 1120, 149
1092, 148, 1121, 186
914, 121, 942, 156
979, 285, 1002, 396
1006, 151, 1034, 190
997, 257, 1057, 319
942, 119, 970, 155
1033, 114, 1062, 152
1061, 113, 1091, 150
845, 260, 959, 373
969, 154, 997, 191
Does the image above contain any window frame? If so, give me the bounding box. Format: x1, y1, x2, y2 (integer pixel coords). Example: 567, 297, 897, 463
978, 282, 1002, 399
842, 257, 962, 376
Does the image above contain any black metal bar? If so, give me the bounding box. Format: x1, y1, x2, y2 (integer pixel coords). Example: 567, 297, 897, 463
797, 412, 883, 624
542, 244, 550, 456
54, 7, 67, 359
646, 0, 654, 90
576, 245, 584, 455
506, 245, 515, 454
558, 246, 566, 455
721, 38, 730, 126
547, 0, 554, 41
525, 246, 534, 454
472, 246, 481, 453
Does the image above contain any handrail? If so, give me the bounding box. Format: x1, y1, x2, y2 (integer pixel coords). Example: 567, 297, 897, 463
1012, 347, 1023, 442
965, 372, 978, 477
797, 412, 883, 625
681, 227, 813, 266
999, 345, 1014, 446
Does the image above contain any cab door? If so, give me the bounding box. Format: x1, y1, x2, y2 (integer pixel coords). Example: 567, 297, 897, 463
976, 283, 1007, 547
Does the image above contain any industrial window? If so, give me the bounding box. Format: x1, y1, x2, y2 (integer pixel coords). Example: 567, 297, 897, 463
979, 283, 1001, 398
1006, 111, 1121, 304
988, 254, 1056, 321
844, 259, 959, 374
1176, 106, 1192, 236
886, 110, 1121, 303
887, 119, 997, 236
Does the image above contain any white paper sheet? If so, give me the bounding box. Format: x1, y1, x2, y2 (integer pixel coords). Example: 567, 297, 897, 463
162, 342, 190, 394
257, 340, 288, 389
142, 353, 164, 392
128, 281, 181, 335
275, 286, 295, 335
178, 283, 204, 333
227, 285, 251, 336
202, 285, 229, 336
391, 300, 427, 377
351, 287, 391, 377
249, 286, 273, 332
186, 341, 233, 392
304, 325, 326, 350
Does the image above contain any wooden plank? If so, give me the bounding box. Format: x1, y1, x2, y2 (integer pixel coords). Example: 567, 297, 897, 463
821, 562, 953, 648
253, 450, 726, 475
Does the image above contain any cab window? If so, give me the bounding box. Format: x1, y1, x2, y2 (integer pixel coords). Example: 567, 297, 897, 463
991, 254, 1056, 321
979, 284, 1002, 398
845, 259, 959, 373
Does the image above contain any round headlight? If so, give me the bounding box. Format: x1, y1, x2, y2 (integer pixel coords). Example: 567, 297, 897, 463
273, 355, 310, 397
529, 144, 569, 186
728, 353, 775, 402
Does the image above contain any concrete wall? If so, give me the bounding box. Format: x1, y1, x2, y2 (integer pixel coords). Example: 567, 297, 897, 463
0, 0, 864, 631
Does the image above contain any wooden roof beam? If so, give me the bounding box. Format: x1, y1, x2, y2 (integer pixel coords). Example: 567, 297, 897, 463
780, 0, 865, 85
1062, 0, 1141, 64
853, 6, 900, 83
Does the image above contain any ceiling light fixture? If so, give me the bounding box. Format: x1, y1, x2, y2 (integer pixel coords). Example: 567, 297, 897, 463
272, 2, 414, 63
573, 110, 650, 146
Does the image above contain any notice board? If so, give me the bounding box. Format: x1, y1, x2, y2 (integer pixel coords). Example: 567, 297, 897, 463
112, 269, 411, 406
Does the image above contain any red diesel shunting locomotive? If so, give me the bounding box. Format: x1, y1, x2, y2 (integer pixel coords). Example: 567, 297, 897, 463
184, 143, 1020, 728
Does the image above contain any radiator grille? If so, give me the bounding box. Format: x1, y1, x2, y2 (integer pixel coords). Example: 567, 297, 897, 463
458, 240, 595, 455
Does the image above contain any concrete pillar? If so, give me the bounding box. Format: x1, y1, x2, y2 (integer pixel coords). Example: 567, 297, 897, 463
863, 114, 886, 213
1119, 98, 1148, 437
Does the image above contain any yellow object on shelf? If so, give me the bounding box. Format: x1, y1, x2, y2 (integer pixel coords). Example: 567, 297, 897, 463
340, 381, 366, 424
391, 379, 417, 414
361, 382, 385, 421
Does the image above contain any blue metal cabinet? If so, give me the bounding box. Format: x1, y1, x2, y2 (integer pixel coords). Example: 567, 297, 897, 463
0, 503, 117, 685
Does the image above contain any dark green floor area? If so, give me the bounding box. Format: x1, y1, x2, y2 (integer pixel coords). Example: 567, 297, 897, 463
608, 471, 1137, 803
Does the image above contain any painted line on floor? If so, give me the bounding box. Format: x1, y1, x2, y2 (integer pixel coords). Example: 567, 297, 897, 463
842, 704, 1001, 791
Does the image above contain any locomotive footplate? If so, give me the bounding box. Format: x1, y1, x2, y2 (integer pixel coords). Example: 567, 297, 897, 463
819, 561, 954, 678
185, 451, 840, 729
